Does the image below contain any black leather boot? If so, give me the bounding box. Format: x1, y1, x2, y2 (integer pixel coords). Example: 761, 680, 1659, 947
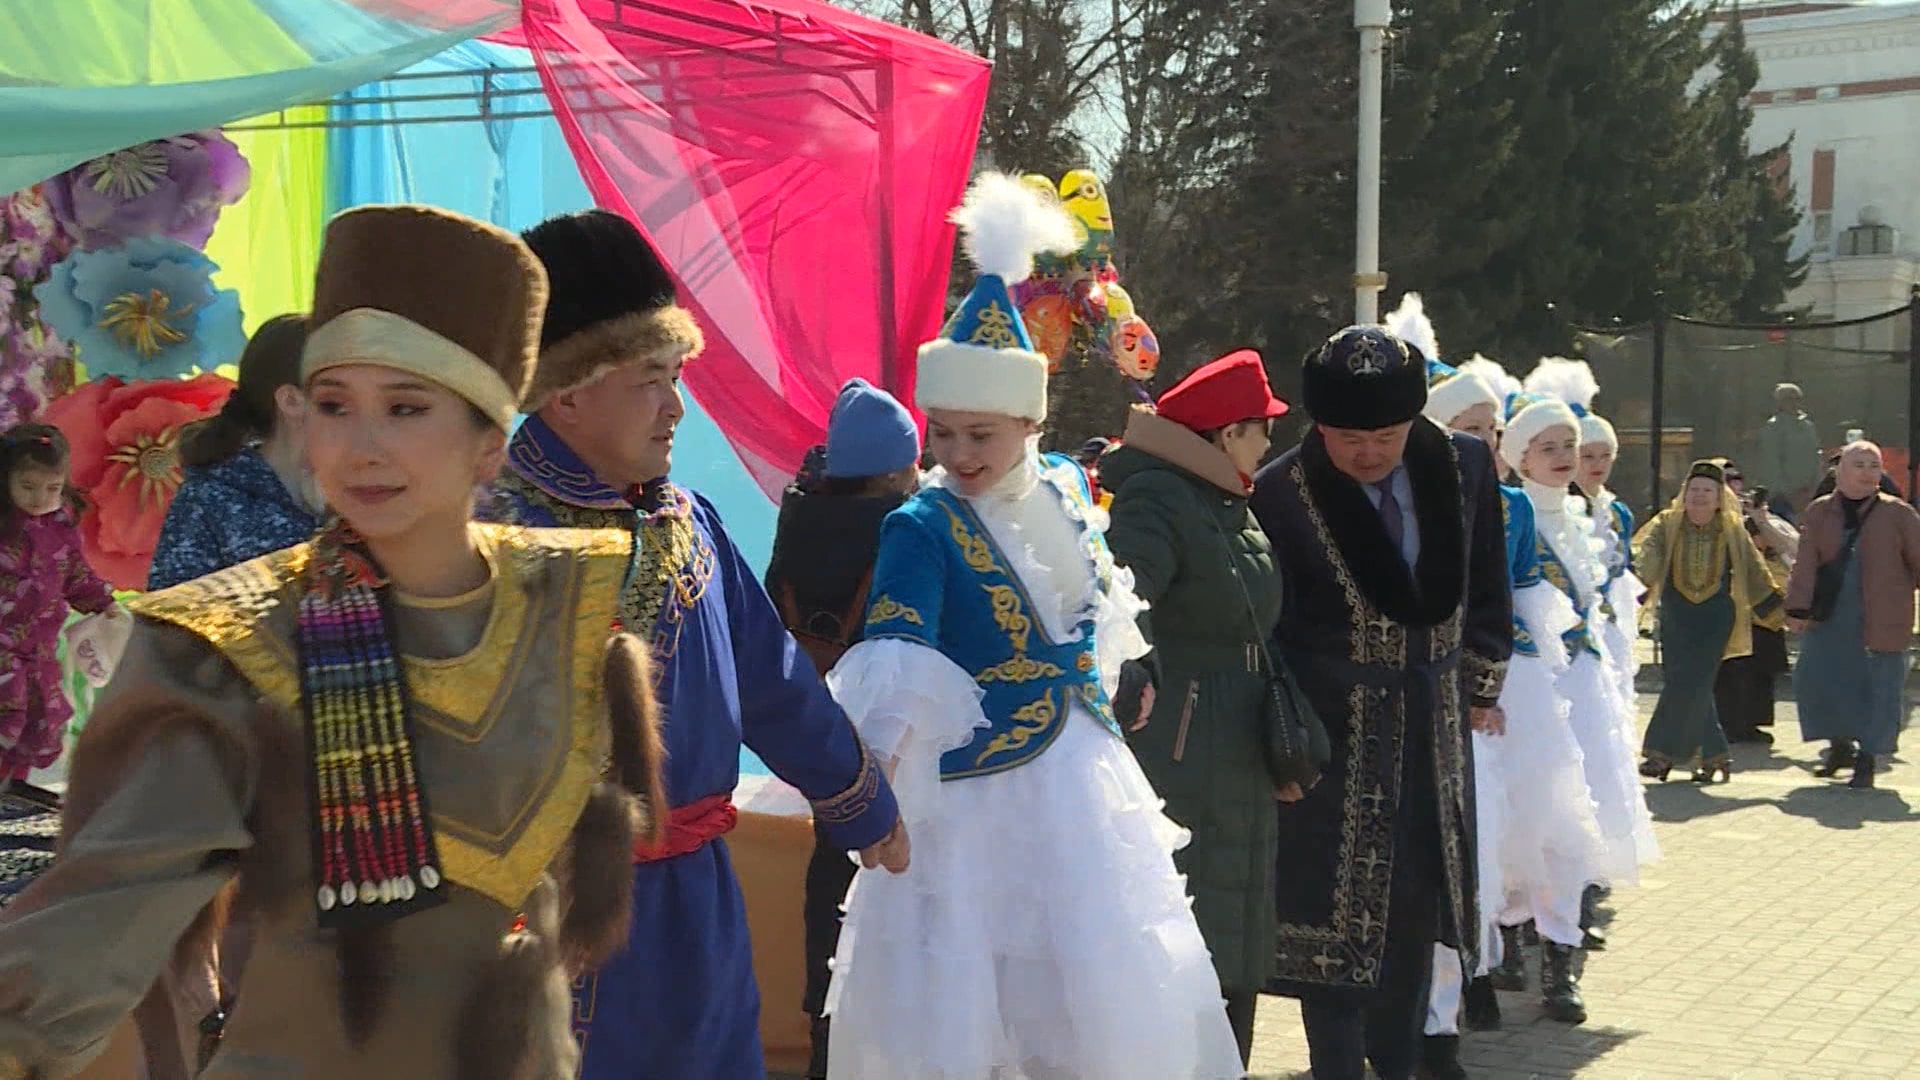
1815, 740, 1858, 778
1851, 752, 1878, 789
1463, 974, 1501, 1031
1490, 924, 1528, 991
1541, 942, 1588, 1024
1420, 1033, 1470, 1080
1580, 884, 1608, 951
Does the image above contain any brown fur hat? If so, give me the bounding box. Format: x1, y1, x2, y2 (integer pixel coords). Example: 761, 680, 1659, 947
307, 205, 549, 423
518, 210, 704, 411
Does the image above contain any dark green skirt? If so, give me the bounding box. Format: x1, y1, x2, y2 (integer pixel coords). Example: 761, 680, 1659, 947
1644, 584, 1735, 768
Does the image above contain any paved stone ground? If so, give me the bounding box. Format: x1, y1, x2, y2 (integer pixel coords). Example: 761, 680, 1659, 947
1247, 693, 1920, 1080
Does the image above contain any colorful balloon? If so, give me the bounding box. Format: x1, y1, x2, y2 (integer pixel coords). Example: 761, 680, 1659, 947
1113, 316, 1160, 381
1021, 292, 1074, 369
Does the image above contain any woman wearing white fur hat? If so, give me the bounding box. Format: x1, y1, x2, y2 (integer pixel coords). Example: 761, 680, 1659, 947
1484, 376, 1621, 1025
1569, 385, 1647, 734
822, 175, 1243, 1080
1523, 361, 1660, 919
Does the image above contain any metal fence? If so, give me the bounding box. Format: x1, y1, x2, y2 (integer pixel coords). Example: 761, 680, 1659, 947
1572, 294, 1918, 522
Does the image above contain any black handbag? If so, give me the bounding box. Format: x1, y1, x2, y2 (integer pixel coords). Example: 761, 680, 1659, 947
1210, 514, 1330, 788
1808, 501, 1876, 622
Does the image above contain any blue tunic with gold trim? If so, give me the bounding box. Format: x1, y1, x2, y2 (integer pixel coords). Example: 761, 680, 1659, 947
861, 459, 1119, 780
485, 415, 898, 1080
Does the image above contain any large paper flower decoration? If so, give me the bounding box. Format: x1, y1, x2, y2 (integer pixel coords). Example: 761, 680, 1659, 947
43, 373, 233, 590
35, 237, 246, 382
45, 132, 249, 251
0, 184, 77, 428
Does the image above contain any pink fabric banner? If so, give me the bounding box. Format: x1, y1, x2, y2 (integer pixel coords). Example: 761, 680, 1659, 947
511, 0, 990, 495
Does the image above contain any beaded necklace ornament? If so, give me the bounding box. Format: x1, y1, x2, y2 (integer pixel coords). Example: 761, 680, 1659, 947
296, 516, 447, 928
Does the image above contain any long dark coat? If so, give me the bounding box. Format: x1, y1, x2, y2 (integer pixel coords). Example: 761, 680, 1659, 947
1102, 410, 1283, 993
1248, 420, 1511, 999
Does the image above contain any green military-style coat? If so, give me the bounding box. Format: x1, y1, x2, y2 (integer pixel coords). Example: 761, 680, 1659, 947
1102, 408, 1283, 993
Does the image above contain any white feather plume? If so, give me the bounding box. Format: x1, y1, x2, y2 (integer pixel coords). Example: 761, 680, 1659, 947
949, 173, 1081, 282
1384, 292, 1440, 362
1459, 355, 1519, 402
1523, 356, 1600, 411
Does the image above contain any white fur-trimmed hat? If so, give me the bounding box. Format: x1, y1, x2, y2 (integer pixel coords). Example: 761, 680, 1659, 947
915, 174, 1079, 422
1500, 391, 1580, 474
1422, 359, 1501, 428
1524, 355, 1615, 451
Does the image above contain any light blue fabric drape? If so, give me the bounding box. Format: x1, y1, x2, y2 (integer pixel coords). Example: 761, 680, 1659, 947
327, 41, 779, 576
0, 0, 514, 197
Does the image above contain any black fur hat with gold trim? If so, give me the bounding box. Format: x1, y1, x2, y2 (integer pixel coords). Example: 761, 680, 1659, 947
306, 204, 548, 430
519, 209, 705, 411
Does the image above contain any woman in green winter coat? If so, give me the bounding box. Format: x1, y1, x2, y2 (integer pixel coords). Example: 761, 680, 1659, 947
1102, 349, 1294, 1067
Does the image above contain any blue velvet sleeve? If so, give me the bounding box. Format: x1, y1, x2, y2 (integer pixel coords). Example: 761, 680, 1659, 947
1502, 486, 1542, 588
1612, 501, 1635, 571
861, 509, 945, 650
699, 496, 899, 851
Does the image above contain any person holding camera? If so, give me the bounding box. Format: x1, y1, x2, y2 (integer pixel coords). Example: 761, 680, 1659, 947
1715, 462, 1797, 745
1786, 442, 1920, 789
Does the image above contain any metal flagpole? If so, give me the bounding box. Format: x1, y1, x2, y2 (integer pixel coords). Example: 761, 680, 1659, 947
1353, 0, 1391, 324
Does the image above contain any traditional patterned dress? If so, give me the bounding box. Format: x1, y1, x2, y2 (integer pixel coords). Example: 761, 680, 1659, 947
1528, 482, 1656, 889
0, 524, 648, 1079
486, 414, 897, 1080
1248, 423, 1510, 1003
1493, 486, 1610, 947
0, 510, 113, 779
1585, 487, 1641, 712
823, 450, 1242, 1080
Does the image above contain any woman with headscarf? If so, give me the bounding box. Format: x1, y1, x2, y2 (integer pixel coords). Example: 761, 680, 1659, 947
1632, 461, 1784, 782
1786, 441, 1920, 789
148, 314, 320, 590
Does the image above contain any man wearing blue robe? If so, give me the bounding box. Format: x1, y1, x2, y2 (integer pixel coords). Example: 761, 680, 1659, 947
485, 210, 907, 1079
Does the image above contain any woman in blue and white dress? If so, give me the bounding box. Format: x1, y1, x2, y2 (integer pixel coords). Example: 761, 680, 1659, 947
823, 175, 1242, 1080
1525, 361, 1660, 912
1490, 379, 1617, 1026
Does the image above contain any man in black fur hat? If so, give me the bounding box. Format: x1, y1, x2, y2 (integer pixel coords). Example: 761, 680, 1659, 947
1248, 326, 1513, 1080
484, 210, 908, 1080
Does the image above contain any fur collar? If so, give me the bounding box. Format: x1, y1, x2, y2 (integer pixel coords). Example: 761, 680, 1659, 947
1299, 419, 1466, 627
1119, 406, 1249, 494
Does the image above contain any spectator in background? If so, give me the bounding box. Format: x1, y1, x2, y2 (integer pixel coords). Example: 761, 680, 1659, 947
148, 314, 320, 590
1787, 442, 1920, 789
1715, 461, 1796, 746
1752, 383, 1823, 521
763, 378, 920, 1080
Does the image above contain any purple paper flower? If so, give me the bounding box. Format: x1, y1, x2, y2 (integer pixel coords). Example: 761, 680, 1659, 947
46, 132, 250, 251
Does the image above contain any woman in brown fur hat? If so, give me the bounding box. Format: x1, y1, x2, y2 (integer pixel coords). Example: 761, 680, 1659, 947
0, 205, 666, 1080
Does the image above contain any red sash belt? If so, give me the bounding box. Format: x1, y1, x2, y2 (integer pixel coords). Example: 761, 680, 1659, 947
632, 792, 739, 863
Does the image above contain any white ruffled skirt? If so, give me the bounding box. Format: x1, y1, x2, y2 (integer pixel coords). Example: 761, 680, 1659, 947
1498, 586, 1609, 916
1574, 596, 1660, 884
824, 641, 1243, 1080
1469, 728, 1505, 974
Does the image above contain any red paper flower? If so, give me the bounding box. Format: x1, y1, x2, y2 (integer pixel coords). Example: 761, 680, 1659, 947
43, 373, 233, 589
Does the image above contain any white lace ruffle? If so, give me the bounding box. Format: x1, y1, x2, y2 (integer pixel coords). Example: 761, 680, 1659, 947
828, 639, 992, 827
1563, 647, 1660, 885
1514, 580, 1580, 673
1469, 727, 1506, 975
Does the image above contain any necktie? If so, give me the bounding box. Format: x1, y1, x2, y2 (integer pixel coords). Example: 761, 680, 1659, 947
1375, 480, 1405, 556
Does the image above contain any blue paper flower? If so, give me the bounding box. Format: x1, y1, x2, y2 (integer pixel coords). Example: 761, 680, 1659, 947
34, 237, 246, 381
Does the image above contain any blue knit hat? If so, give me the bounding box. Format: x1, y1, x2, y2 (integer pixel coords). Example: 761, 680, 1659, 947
825, 378, 919, 479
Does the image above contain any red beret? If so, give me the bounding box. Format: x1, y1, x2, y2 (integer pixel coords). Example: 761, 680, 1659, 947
1155, 349, 1289, 433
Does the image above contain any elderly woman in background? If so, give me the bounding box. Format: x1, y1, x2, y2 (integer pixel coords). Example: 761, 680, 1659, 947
1101, 348, 1294, 1068
1633, 460, 1784, 782
1787, 442, 1920, 789
1715, 461, 1798, 746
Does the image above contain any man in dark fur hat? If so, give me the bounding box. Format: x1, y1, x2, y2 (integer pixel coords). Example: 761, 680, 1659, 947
483, 210, 908, 1080
1248, 326, 1513, 1080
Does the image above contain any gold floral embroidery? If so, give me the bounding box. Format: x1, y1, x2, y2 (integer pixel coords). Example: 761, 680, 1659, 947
976, 655, 1064, 684
943, 504, 1004, 576
983, 584, 1032, 653
967, 300, 1021, 349
1289, 462, 1405, 667
974, 690, 1057, 766
866, 595, 925, 627
1460, 652, 1506, 703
